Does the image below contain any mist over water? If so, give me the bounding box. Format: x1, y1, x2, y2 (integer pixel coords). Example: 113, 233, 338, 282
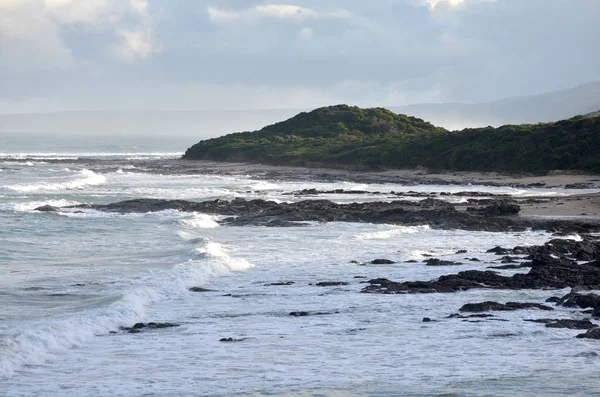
1, 138, 599, 396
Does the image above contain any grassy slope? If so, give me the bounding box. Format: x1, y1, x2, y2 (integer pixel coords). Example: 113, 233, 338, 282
183, 105, 600, 173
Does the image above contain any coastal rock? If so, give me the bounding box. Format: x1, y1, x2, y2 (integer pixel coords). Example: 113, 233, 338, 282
264, 281, 295, 286
557, 292, 600, 309
315, 281, 348, 287
289, 311, 338, 317
370, 259, 396, 265
64, 198, 600, 233
189, 287, 214, 292
219, 337, 248, 342
576, 328, 600, 340
459, 301, 554, 313
34, 205, 60, 212
447, 313, 496, 319
424, 258, 461, 266
477, 200, 521, 216
526, 319, 598, 330
120, 322, 180, 333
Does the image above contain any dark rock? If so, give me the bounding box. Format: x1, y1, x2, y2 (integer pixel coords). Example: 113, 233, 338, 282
545, 296, 561, 303
424, 258, 461, 266
500, 255, 519, 263
69, 198, 600, 233
289, 311, 310, 317
315, 281, 348, 287
405, 260, 419, 263
488, 264, 523, 270
264, 281, 295, 286
456, 250, 468, 254
422, 317, 433, 322
34, 205, 60, 212
487, 246, 511, 255
557, 292, 600, 309
477, 200, 520, 216
289, 311, 337, 317
469, 258, 481, 262
447, 313, 495, 319
526, 319, 597, 330
120, 322, 180, 333
459, 301, 554, 312
370, 259, 396, 265
189, 287, 214, 292
219, 337, 248, 342
565, 183, 596, 189
576, 328, 600, 339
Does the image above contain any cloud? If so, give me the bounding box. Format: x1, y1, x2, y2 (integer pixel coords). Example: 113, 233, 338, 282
207, 4, 351, 24
421, 0, 496, 10
114, 28, 160, 62
298, 27, 313, 40
0, 0, 159, 72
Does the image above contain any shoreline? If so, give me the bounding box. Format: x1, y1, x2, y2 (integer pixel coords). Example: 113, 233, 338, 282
147, 160, 600, 219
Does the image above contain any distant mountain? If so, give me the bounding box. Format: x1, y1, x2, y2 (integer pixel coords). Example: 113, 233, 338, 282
183, 105, 600, 173
389, 81, 600, 129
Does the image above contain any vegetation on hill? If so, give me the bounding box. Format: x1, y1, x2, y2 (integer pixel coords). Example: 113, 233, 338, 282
182, 105, 600, 173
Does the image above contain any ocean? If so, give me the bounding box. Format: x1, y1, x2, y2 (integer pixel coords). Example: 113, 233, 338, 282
1, 136, 599, 396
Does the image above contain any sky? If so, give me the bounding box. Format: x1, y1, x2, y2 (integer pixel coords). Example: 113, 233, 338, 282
1, 0, 599, 114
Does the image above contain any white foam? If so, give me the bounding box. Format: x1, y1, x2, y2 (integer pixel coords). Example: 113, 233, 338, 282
354, 225, 431, 240
5, 169, 106, 192
7, 199, 82, 213
0, 238, 253, 378
193, 241, 254, 272
177, 213, 220, 229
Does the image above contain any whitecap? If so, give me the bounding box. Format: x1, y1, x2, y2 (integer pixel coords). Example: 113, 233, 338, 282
177, 213, 220, 229
354, 225, 431, 240
5, 169, 107, 192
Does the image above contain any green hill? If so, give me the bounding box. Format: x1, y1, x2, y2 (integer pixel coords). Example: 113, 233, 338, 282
182, 105, 600, 173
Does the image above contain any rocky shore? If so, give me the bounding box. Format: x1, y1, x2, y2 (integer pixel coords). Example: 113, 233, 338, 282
358, 237, 600, 339
37, 194, 600, 233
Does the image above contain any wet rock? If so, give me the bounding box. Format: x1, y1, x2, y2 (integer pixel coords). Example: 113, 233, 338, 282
315, 281, 348, 287
526, 319, 597, 330
264, 281, 295, 286
422, 317, 433, 322
370, 259, 396, 265
487, 264, 523, 270
68, 198, 600, 233
447, 313, 495, 319
189, 287, 214, 292
289, 311, 338, 317
120, 322, 180, 333
456, 249, 468, 254
459, 301, 554, 312
219, 337, 248, 342
469, 258, 481, 262
34, 205, 60, 212
477, 200, 520, 216
424, 258, 462, 266
565, 183, 596, 189
487, 246, 511, 255
545, 296, 561, 303
576, 328, 600, 339
557, 292, 600, 309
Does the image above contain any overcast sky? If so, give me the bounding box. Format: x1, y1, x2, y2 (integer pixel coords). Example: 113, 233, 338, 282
1, 0, 599, 114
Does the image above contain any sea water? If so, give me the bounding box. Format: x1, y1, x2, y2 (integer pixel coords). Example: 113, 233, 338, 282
1, 137, 599, 396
